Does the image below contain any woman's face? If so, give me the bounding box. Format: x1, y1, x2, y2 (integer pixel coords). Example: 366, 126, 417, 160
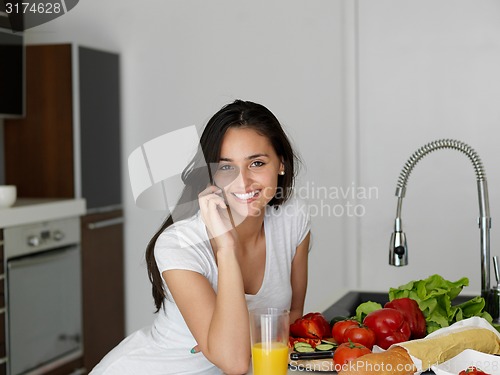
213, 127, 284, 220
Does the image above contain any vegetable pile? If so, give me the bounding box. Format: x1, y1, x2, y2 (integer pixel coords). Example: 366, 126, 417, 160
288, 274, 496, 369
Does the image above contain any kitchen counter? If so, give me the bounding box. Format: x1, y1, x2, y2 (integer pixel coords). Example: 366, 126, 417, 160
246, 365, 336, 374
0, 198, 86, 227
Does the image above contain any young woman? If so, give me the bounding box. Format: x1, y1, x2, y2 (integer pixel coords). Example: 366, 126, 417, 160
91, 100, 311, 375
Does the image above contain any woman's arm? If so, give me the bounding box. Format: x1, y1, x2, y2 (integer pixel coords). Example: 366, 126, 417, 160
164, 264, 250, 374
289, 232, 311, 324
163, 186, 250, 374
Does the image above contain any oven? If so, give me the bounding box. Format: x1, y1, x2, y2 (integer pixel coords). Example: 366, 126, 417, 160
3, 217, 82, 375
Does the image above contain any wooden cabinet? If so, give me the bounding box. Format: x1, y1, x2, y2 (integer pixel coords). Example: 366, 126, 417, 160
4, 45, 74, 198
4, 44, 124, 374
81, 210, 124, 371
4, 44, 122, 211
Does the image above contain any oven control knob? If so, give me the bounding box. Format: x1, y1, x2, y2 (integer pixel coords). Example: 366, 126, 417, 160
27, 235, 41, 247
53, 230, 65, 241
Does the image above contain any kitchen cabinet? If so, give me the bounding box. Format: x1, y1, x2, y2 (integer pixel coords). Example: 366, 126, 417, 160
4, 44, 74, 198
3, 44, 124, 374
0, 200, 86, 375
81, 209, 124, 371
4, 44, 122, 210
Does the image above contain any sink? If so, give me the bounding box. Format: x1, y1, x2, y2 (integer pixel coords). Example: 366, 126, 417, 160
321, 291, 477, 321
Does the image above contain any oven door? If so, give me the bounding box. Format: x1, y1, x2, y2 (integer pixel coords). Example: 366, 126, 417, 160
7, 245, 82, 375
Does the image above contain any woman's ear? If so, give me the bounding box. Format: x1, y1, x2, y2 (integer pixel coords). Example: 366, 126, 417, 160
279, 160, 285, 175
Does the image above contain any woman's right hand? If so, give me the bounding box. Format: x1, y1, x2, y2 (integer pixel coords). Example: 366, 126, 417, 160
198, 185, 237, 251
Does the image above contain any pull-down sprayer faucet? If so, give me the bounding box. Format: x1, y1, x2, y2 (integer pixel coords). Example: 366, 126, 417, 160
389, 139, 491, 300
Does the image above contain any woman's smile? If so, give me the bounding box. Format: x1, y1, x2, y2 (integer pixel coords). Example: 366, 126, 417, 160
232, 189, 261, 202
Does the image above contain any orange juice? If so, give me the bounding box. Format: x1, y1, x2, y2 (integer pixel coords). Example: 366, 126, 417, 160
251, 341, 288, 375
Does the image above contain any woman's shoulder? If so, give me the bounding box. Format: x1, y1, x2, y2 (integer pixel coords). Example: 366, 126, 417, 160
156, 211, 207, 248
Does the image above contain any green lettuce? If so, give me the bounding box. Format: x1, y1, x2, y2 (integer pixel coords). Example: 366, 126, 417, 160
388, 274, 493, 334
355, 301, 382, 322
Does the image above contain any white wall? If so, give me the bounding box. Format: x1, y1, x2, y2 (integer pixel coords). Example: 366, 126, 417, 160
26, 0, 350, 333
357, 0, 500, 295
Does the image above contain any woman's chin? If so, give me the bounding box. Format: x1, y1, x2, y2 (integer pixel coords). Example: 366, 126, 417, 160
229, 202, 265, 225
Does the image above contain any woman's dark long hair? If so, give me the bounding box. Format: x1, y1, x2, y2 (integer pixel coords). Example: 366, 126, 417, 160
145, 100, 299, 312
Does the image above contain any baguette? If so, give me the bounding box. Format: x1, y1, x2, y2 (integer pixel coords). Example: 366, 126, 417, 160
338, 346, 415, 375
399, 327, 500, 369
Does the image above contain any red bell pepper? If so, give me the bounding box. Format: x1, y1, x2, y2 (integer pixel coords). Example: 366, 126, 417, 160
290, 312, 331, 339
385, 297, 427, 339
288, 336, 322, 349
363, 308, 411, 349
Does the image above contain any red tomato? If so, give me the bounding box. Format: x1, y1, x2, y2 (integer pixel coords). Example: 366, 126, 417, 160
333, 341, 372, 372
459, 366, 491, 375
331, 319, 358, 344
343, 325, 376, 350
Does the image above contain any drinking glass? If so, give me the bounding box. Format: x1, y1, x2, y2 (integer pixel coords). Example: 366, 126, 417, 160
249, 308, 289, 375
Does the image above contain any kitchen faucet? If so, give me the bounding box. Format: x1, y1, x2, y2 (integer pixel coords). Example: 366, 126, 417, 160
389, 139, 491, 300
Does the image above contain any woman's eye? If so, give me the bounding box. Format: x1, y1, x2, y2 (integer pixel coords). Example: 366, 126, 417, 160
219, 164, 233, 171
251, 161, 265, 167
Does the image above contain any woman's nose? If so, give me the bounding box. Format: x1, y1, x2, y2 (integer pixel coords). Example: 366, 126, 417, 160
233, 168, 252, 188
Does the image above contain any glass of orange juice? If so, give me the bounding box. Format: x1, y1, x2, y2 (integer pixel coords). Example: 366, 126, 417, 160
249, 308, 289, 375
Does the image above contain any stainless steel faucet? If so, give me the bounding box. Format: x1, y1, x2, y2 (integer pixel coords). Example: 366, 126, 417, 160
389, 139, 491, 299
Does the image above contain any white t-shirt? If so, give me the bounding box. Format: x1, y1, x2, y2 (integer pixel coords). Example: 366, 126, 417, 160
90, 197, 310, 375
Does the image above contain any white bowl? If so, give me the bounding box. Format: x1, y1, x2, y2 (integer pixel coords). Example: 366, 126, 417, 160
0, 185, 17, 208
431, 349, 500, 375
